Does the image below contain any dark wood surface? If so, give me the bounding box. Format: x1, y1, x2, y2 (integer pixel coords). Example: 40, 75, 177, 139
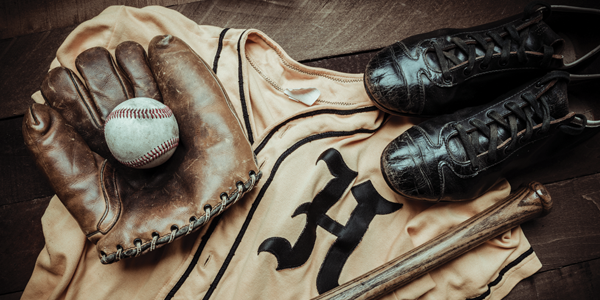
0, 26, 75, 120
1, 0, 600, 299
0, 0, 197, 39
0, 196, 51, 295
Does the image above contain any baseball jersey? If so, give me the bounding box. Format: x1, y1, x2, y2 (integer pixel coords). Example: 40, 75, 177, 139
22, 5, 541, 300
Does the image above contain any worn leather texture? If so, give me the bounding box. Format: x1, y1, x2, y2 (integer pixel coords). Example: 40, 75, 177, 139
365, 4, 569, 117
381, 71, 600, 202
22, 35, 260, 264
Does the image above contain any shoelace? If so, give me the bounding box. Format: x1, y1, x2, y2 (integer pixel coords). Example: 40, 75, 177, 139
434, 2, 553, 82
455, 73, 586, 170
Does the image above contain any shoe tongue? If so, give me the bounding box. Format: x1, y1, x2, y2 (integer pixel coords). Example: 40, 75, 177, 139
524, 21, 564, 53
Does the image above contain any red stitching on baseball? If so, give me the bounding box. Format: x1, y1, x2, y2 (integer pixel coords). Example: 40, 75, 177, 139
106, 106, 174, 123
122, 137, 179, 168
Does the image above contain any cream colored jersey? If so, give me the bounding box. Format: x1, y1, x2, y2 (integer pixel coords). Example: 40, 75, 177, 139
23, 5, 541, 300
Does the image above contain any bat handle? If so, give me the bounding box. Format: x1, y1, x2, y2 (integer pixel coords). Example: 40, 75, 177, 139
313, 182, 552, 300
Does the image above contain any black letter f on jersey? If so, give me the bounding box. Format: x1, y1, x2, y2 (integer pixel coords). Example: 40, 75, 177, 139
258, 148, 402, 294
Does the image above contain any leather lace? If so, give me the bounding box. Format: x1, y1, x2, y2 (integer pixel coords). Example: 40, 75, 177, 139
455, 73, 586, 170
434, 2, 553, 81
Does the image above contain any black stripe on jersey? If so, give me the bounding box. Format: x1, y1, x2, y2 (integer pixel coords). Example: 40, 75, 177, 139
237, 29, 254, 145
254, 106, 380, 155
202, 122, 386, 300
164, 215, 223, 300
467, 247, 535, 300
212, 28, 230, 74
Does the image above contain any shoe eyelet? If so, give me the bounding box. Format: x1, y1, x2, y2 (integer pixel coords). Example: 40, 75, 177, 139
479, 63, 489, 70
463, 67, 472, 76
535, 81, 543, 88
443, 75, 453, 84
503, 102, 516, 110
472, 165, 480, 172
499, 61, 508, 67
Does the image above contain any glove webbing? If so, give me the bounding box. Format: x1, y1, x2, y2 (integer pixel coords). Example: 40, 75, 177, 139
100, 170, 261, 264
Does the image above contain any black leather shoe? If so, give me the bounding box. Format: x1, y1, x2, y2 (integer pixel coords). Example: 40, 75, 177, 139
381, 71, 600, 202
365, 3, 600, 117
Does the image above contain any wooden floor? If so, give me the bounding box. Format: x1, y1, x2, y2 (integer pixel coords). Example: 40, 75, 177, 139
1, 1, 600, 299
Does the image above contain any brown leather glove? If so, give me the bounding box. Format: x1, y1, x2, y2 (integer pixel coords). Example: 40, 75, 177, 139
23, 35, 260, 264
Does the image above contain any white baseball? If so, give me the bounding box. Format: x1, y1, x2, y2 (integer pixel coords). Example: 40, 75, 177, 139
104, 97, 179, 169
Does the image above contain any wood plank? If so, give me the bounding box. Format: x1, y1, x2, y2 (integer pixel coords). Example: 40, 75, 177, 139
0, 116, 54, 206
302, 50, 378, 74
0, 196, 51, 295
505, 258, 600, 300
0, 0, 198, 39
521, 173, 600, 272
0, 26, 74, 120
5, 0, 591, 59
3, 0, 600, 58
508, 133, 600, 187
166, 0, 600, 61
0, 292, 23, 300
0, 37, 16, 62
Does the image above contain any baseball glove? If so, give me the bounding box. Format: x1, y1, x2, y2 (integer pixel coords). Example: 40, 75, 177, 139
23, 35, 260, 264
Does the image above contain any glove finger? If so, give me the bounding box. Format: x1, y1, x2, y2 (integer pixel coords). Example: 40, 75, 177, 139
75, 47, 135, 119
22, 103, 110, 237
115, 41, 162, 102
148, 35, 247, 146
41, 67, 112, 158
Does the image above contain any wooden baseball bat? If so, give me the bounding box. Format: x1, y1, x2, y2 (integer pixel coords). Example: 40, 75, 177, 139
313, 182, 552, 300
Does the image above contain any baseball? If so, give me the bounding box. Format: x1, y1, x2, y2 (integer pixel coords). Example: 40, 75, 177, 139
104, 97, 179, 169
